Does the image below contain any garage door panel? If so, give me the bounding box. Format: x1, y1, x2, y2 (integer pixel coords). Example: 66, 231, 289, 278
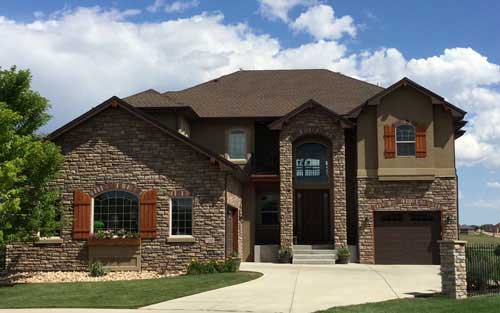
375, 211, 441, 265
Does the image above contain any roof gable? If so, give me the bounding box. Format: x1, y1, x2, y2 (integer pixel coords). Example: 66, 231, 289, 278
268, 99, 355, 130
47, 97, 247, 181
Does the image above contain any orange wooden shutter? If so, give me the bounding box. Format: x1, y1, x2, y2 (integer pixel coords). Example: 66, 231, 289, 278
416, 126, 427, 158
384, 125, 396, 158
140, 189, 157, 239
73, 189, 91, 239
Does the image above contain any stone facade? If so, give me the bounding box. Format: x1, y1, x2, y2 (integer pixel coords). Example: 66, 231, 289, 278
279, 106, 347, 249
357, 177, 458, 263
6, 106, 241, 273
439, 240, 467, 299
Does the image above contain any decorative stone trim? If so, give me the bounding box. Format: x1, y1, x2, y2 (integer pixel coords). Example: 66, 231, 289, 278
171, 189, 192, 197
439, 240, 467, 299
167, 236, 196, 243
90, 183, 141, 197
35, 237, 64, 245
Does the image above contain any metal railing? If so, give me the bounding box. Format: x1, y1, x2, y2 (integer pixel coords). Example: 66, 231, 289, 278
466, 243, 500, 296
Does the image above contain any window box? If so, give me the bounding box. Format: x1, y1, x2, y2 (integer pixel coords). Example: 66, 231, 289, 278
87, 237, 141, 246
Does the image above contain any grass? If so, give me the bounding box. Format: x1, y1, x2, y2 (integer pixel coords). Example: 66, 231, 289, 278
319, 295, 500, 313
0, 271, 262, 309
460, 233, 500, 245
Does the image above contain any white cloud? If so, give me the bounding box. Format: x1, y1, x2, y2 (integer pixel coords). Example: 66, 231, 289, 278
147, 0, 165, 13
291, 4, 356, 40
257, 0, 316, 22
487, 181, 500, 189
164, 0, 200, 13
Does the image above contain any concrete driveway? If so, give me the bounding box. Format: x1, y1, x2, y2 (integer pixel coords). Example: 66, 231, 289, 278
143, 262, 441, 313
0, 263, 440, 313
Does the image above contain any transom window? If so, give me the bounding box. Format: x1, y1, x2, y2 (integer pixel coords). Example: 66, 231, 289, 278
396, 124, 416, 156
93, 191, 139, 232
295, 142, 328, 182
258, 193, 279, 225
171, 198, 193, 236
228, 129, 247, 159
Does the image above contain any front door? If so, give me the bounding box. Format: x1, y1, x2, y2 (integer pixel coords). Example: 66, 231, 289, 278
295, 190, 330, 244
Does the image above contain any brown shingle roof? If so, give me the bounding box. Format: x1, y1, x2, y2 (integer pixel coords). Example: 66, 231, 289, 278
127, 69, 384, 117
124, 89, 178, 107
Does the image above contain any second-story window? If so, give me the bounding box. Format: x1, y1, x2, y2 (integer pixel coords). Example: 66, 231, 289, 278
228, 129, 247, 159
295, 142, 328, 182
396, 124, 416, 156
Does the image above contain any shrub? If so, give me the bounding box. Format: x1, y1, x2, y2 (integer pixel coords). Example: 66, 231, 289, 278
89, 261, 107, 277
337, 248, 350, 257
186, 258, 239, 275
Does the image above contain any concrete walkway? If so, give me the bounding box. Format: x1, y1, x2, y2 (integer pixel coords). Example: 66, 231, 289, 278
0, 262, 440, 313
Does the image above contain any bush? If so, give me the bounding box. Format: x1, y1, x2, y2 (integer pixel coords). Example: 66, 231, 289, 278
89, 261, 107, 277
187, 258, 239, 275
337, 248, 350, 257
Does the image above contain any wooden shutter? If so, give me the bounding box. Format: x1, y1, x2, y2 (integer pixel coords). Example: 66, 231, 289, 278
73, 189, 91, 239
140, 189, 157, 239
416, 126, 427, 158
384, 125, 396, 158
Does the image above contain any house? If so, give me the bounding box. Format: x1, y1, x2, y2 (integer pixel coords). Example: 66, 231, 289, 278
6, 69, 467, 272
460, 225, 477, 235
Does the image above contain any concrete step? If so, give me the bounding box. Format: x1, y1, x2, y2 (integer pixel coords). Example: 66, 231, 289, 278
293, 244, 334, 250
293, 253, 337, 260
293, 249, 337, 255
293, 259, 336, 265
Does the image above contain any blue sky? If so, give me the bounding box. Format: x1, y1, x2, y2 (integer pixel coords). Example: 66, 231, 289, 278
1, 1, 499, 225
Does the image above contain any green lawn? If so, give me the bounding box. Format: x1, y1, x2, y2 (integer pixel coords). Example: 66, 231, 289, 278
460, 233, 500, 245
319, 295, 500, 313
0, 271, 262, 309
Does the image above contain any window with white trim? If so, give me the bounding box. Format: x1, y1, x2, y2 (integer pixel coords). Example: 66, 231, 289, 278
228, 129, 247, 159
93, 190, 139, 233
171, 197, 193, 236
396, 124, 416, 156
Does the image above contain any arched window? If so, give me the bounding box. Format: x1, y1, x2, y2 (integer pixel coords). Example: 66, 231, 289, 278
396, 124, 416, 156
295, 143, 328, 182
228, 129, 247, 159
93, 191, 139, 233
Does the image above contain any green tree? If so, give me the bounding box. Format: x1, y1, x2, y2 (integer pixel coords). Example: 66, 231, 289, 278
0, 66, 64, 250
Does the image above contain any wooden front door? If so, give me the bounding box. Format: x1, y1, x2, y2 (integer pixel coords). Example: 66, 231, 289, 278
295, 190, 330, 244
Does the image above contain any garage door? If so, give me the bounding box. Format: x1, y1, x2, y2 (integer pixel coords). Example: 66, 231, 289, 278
375, 211, 441, 265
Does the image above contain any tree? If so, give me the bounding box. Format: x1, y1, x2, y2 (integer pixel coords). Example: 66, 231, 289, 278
0, 66, 64, 249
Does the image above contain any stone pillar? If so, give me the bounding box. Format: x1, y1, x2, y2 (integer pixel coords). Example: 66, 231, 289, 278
279, 135, 293, 249
332, 130, 347, 248
439, 240, 467, 299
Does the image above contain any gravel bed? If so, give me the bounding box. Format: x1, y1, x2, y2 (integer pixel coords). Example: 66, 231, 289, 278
0, 270, 181, 284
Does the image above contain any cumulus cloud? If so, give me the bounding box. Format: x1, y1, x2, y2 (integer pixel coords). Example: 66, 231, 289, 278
291, 4, 356, 40
1, 5, 500, 170
486, 181, 500, 189
147, 0, 199, 14
257, 0, 316, 22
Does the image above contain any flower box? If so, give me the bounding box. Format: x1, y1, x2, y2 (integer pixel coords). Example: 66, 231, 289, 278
87, 237, 141, 246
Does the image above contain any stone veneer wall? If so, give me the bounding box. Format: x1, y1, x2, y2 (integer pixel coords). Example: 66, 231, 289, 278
6, 107, 237, 273
439, 240, 467, 299
357, 177, 458, 263
279, 106, 347, 248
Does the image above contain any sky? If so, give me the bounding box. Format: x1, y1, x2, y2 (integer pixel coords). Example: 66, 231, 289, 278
0, 0, 499, 225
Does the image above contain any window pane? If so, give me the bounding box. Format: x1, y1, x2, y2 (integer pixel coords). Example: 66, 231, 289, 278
396, 125, 415, 141
258, 193, 279, 225
172, 198, 193, 235
229, 130, 246, 159
93, 191, 139, 232
397, 143, 416, 156
295, 143, 328, 182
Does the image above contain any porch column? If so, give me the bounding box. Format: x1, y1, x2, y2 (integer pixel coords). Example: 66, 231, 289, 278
279, 135, 294, 248
332, 130, 347, 248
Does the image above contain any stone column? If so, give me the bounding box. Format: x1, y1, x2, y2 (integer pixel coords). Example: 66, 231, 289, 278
279, 136, 293, 249
332, 130, 347, 248
439, 240, 467, 299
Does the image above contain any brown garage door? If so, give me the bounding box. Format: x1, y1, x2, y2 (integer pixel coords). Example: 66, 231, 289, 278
375, 211, 441, 265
